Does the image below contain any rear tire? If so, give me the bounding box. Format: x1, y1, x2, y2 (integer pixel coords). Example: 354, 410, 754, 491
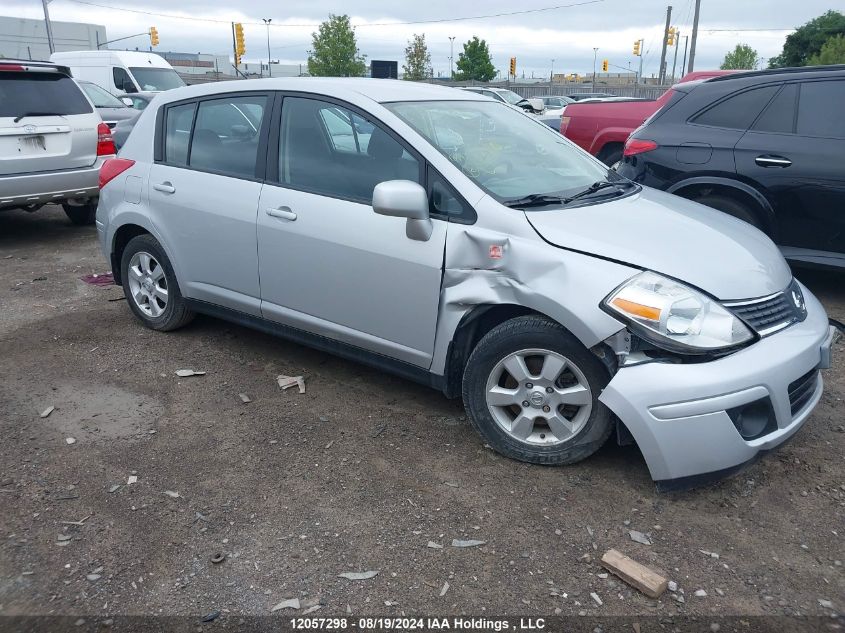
462, 316, 614, 466
597, 145, 623, 168
63, 202, 97, 226
120, 234, 194, 332
695, 194, 761, 229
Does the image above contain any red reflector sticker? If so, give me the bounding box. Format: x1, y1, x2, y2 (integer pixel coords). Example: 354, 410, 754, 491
489, 245, 503, 259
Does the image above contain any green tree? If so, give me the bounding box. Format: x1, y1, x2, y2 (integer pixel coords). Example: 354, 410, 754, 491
769, 10, 845, 67
720, 43, 758, 70
807, 34, 845, 64
454, 37, 496, 82
403, 33, 431, 81
307, 14, 367, 77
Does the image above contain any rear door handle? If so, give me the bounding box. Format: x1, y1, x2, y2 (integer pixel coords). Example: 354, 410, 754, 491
755, 156, 792, 168
153, 181, 176, 194
265, 206, 297, 221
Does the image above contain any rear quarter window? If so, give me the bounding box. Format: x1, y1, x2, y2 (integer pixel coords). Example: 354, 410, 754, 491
691, 85, 779, 130
797, 80, 845, 139
0, 72, 93, 118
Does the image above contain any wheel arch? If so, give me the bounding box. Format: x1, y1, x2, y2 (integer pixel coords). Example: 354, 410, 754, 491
668, 176, 776, 235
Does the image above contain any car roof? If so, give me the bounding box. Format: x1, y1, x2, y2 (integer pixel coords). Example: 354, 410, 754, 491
155, 78, 488, 105
0, 59, 72, 75
705, 64, 845, 84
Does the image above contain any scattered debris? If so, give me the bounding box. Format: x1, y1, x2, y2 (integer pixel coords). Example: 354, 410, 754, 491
175, 369, 205, 377
699, 549, 720, 559
370, 425, 387, 438
694, 589, 707, 597
324, 440, 334, 450
302, 605, 321, 615
600, 549, 668, 599
271, 598, 300, 612
80, 273, 115, 286
443, 481, 459, 488
440, 581, 450, 597
127, 476, 138, 485
86, 574, 101, 582
628, 530, 652, 545
57, 534, 73, 542
65, 437, 77, 445
163, 490, 180, 499
210, 553, 226, 564
668, 581, 679, 592
277, 374, 306, 394
427, 541, 443, 549
452, 539, 486, 548
201, 611, 221, 623
819, 599, 834, 609
590, 592, 603, 606
338, 571, 379, 580
60, 516, 90, 526
107, 485, 121, 494
238, 393, 252, 403
40, 406, 55, 418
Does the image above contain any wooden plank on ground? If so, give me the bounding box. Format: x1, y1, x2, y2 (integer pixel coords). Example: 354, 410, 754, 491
600, 548, 668, 598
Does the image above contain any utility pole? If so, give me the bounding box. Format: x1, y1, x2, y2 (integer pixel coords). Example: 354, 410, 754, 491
658, 5, 672, 85
41, 0, 55, 54
263, 19, 272, 78
687, 0, 701, 73
550, 58, 555, 81
681, 35, 689, 78
449, 36, 455, 79
671, 29, 680, 83
592, 47, 598, 88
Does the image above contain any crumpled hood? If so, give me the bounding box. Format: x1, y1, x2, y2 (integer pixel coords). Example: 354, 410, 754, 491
526, 187, 792, 300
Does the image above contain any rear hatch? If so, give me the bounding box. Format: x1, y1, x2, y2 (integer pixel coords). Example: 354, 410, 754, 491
0, 64, 99, 176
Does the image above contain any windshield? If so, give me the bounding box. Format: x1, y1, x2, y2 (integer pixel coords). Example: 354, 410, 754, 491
128, 67, 185, 91
385, 100, 616, 203
496, 90, 524, 105
80, 81, 125, 108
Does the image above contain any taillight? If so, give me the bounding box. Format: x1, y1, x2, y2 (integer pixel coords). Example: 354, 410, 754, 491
560, 116, 571, 134
623, 138, 658, 157
0, 64, 26, 71
96, 122, 117, 156
99, 158, 135, 189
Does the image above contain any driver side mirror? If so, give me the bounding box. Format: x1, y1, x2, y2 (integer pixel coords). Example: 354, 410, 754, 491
372, 180, 432, 242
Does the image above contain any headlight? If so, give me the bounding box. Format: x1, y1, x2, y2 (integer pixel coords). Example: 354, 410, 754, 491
603, 271, 754, 354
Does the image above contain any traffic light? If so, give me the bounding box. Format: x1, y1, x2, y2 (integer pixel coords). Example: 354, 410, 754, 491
509, 57, 516, 77
602, 59, 608, 72
633, 40, 641, 56
234, 22, 246, 57
667, 27, 676, 46
149, 26, 159, 47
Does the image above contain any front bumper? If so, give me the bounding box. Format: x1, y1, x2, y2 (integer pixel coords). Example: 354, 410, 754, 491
599, 282, 833, 488
0, 157, 109, 209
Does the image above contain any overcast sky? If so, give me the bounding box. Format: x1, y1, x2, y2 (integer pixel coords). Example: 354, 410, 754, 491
9, 0, 836, 77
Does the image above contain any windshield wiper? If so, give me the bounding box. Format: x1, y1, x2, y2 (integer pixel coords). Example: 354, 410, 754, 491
13, 112, 64, 123
502, 193, 567, 209
560, 180, 628, 204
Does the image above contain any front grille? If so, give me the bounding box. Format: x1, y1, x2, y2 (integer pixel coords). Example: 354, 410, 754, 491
723, 280, 807, 336
788, 370, 819, 416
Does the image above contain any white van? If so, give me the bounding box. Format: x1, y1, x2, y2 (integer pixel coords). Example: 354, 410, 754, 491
50, 50, 185, 96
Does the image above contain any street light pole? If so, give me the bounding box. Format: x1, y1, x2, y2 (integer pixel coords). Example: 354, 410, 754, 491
448, 36, 455, 79
592, 47, 598, 88
550, 58, 555, 81
41, 0, 55, 54
263, 19, 272, 78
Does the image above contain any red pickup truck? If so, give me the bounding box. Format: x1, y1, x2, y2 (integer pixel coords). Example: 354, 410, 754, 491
560, 71, 735, 165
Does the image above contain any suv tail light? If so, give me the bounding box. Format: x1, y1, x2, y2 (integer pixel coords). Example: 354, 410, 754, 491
99, 158, 135, 189
623, 138, 658, 157
0, 64, 26, 72
96, 122, 117, 156
559, 115, 571, 134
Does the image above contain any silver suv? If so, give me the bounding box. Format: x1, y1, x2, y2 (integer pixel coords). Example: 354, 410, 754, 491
97, 78, 836, 490
0, 60, 116, 225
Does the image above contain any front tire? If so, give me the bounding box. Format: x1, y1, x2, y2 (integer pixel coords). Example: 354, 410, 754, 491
462, 316, 614, 466
695, 194, 761, 230
62, 202, 97, 226
120, 234, 194, 332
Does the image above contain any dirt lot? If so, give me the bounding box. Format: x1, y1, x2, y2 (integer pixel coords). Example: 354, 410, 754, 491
1, 206, 843, 626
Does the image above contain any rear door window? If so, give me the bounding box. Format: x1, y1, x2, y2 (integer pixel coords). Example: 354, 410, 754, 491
113, 67, 136, 93
189, 95, 267, 178
796, 80, 845, 139
751, 84, 798, 134
0, 72, 92, 118
692, 85, 779, 130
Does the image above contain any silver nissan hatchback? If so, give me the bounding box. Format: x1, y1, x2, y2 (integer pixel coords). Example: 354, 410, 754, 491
97, 79, 837, 490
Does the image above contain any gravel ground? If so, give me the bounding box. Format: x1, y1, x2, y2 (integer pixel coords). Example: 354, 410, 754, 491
0, 206, 843, 625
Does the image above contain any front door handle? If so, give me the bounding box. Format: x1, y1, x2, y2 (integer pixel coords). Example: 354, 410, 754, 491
153, 181, 176, 194
755, 155, 792, 168
265, 206, 297, 221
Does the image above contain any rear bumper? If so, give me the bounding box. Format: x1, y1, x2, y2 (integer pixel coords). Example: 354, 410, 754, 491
0, 157, 109, 209
599, 282, 833, 488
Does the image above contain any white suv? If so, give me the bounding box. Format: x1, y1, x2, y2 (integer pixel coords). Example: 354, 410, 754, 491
0, 60, 116, 225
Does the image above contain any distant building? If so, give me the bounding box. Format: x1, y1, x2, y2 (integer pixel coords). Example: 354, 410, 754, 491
0, 15, 106, 60
237, 61, 307, 78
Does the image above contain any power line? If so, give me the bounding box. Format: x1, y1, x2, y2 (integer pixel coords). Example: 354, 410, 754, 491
61, 0, 605, 27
